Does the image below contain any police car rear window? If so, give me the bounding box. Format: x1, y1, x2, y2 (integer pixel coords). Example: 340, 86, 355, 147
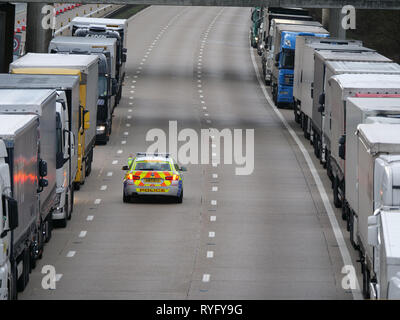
134, 161, 171, 171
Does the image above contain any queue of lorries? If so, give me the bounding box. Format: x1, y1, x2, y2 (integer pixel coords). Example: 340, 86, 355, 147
251, 7, 400, 300
0, 17, 128, 300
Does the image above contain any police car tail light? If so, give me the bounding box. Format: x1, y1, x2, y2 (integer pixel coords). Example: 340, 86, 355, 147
165, 174, 179, 181
128, 174, 140, 180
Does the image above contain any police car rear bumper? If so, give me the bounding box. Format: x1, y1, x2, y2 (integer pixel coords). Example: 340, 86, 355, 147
124, 182, 181, 197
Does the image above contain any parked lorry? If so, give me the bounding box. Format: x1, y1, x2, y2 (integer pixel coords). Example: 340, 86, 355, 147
324, 74, 400, 209
368, 208, 400, 299
70, 17, 128, 104
250, 7, 263, 48
349, 123, 400, 298
0, 89, 57, 259
293, 37, 363, 136
0, 74, 80, 227
263, 19, 322, 85
0, 114, 39, 300
344, 96, 400, 226
312, 49, 390, 163
270, 24, 329, 108
10, 53, 99, 190
49, 36, 118, 144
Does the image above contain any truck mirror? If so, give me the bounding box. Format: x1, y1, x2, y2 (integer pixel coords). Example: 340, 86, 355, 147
318, 105, 325, 113
122, 48, 127, 53
7, 197, 18, 230
122, 165, 129, 170
39, 178, 48, 189
319, 93, 325, 106
311, 88, 313, 99
84, 111, 90, 130
275, 54, 280, 62
367, 215, 379, 246
122, 53, 127, 63
56, 150, 64, 169
388, 274, 400, 299
39, 159, 48, 177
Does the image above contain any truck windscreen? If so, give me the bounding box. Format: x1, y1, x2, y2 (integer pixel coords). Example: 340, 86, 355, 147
98, 75, 108, 97
281, 49, 295, 69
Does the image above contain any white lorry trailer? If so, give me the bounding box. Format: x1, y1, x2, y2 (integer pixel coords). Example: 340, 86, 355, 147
0, 74, 80, 227
48, 36, 118, 144
312, 49, 391, 164
368, 208, 400, 299
292, 36, 363, 137
10, 53, 99, 189
344, 97, 400, 226
324, 74, 400, 209
0, 114, 39, 300
0, 89, 57, 260
70, 17, 128, 104
350, 124, 400, 298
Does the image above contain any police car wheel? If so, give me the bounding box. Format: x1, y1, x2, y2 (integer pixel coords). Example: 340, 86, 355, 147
123, 193, 129, 203
176, 190, 183, 204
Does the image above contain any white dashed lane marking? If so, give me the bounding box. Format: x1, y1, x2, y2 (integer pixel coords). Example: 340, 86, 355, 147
66, 251, 76, 258
207, 251, 214, 258
94, 199, 101, 205
87, 215, 94, 221
202, 274, 210, 282
79, 231, 87, 238
100, 185, 107, 191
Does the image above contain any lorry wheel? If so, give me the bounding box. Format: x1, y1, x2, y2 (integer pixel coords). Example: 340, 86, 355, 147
333, 177, 342, 208
362, 267, 371, 299
294, 110, 300, 124
17, 249, 30, 292
349, 212, 357, 249
44, 219, 53, 243
8, 262, 18, 300
341, 201, 347, 221
68, 188, 74, 220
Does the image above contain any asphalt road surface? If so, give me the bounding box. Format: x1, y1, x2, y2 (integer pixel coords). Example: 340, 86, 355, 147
20, 6, 362, 300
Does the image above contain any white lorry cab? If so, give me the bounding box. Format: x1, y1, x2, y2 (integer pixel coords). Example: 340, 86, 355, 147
0, 114, 39, 300
368, 208, 400, 299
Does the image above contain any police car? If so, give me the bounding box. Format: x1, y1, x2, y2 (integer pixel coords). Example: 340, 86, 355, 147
122, 153, 187, 203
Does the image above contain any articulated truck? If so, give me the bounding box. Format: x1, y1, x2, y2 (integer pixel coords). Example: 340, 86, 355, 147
48, 36, 118, 144
312, 49, 391, 164
0, 114, 41, 300
10, 53, 99, 190
293, 37, 363, 137
270, 24, 329, 108
71, 17, 128, 104
349, 124, 400, 298
0, 89, 57, 262
0, 74, 80, 227
323, 74, 400, 209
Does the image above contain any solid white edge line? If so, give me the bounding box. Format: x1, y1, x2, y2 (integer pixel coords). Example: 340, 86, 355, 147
249, 40, 362, 300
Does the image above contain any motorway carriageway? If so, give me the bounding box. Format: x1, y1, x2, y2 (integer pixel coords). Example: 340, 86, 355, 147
20, 6, 363, 299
